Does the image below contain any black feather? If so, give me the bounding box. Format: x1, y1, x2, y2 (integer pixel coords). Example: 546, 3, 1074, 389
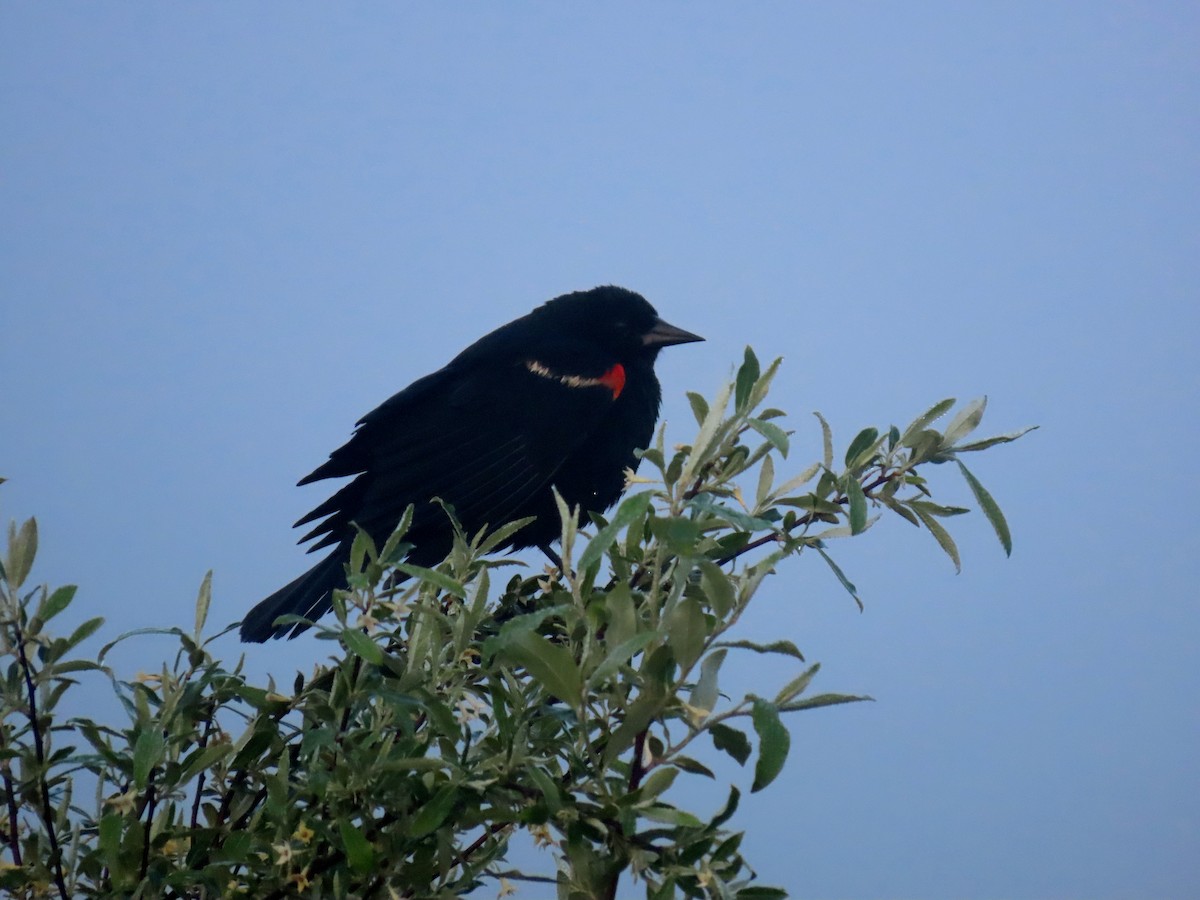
241, 286, 701, 641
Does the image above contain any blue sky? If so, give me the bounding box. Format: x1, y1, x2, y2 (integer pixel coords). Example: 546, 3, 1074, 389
3, 4, 1197, 898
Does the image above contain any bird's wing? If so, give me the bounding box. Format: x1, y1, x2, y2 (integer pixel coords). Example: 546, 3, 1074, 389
293, 355, 620, 553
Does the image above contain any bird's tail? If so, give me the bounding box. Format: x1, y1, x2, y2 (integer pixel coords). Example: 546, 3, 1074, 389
240, 550, 346, 642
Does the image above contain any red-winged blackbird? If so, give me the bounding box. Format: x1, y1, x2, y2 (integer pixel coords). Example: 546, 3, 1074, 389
240, 286, 702, 642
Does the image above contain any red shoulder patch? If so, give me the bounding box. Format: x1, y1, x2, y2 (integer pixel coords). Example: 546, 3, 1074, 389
599, 363, 626, 399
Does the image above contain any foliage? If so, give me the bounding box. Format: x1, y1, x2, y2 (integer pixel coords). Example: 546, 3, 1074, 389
0, 350, 1034, 898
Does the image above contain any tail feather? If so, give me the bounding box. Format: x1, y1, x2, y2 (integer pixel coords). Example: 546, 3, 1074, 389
240, 551, 346, 642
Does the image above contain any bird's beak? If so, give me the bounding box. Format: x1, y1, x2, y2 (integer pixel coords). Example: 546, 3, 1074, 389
642, 318, 704, 348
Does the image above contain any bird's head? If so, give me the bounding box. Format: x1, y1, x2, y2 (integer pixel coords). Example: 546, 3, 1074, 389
537, 285, 704, 362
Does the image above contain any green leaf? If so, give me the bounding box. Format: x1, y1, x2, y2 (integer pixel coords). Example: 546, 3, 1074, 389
844, 426, 880, 468
639, 805, 704, 827
349, 526, 374, 575
735, 346, 761, 411
846, 477, 867, 535
194, 570, 212, 637
342, 627, 383, 665
604, 583, 637, 648
737, 887, 788, 899
952, 424, 1039, 453
697, 560, 736, 617
99, 814, 123, 871
477, 515, 536, 555
680, 379, 733, 488
957, 460, 1013, 555
606, 660, 670, 762
900, 397, 956, 446
780, 692, 873, 712
579, 491, 654, 571
909, 500, 969, 518
686, 391, 710, 427
750, 698, 790, 792
6, 517, 37, 589
666, 597, 707, 670
714, 639, 804, 661
906, 428, 943, 463
748, 418, 789, 457
650, 515, 702, 552
639, 766, 678, 801
774, 663, 820, 705
673, 755, 716, 779
528, 766, 563, 813
553, 487, 579, 564
746, 356, 783, 411
132, 729, 163, 788
942, 396, 987, 446
689, 648, 727, 716
65, 616, 105, 650
589, 631, 658, 685
393, 563, 467, 598
881, 496, 921, 527
487, 604, 574, 653
774, 493, 842, 515
710, 785, 742, 829
816, 546, 863, 610
505, 631, 583, 707
813, 411, 833, 469
45, 658, 102, 675
755, 453, 775, 507
911, 504, 962, 573
339, 820, 376, 874
179, 742, 234, 784
36, 584, 77, 623
688, 494, 775, 532
377, 757, 451, 773
408, 785, 458, 837
379, 503, 415, 563
773, 462, 821, 498
709, 723, 751, 766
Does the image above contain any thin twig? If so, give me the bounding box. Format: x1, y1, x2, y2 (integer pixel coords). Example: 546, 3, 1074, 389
140, 767, 157, 879
0, 730, 23, 865
713, 468, 899, 567
13, 618, 70, 900
628, 729, 648, 793
451, 821, 512, 871
189, 716, 214, 831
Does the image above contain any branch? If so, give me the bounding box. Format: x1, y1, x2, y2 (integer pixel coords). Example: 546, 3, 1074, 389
450, 820, 512, 872
189, 716, 214, 831
713, 466, 901, 567
0, 728, 21, 865
140, 766, 157, 880
13, 617, 69, 900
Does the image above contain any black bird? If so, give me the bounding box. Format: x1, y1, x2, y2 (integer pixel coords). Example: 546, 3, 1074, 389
240, 286, 702, 641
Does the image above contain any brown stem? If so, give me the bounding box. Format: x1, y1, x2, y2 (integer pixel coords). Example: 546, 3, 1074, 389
628, 730, 648, 793
140, 768, 157, 879
13, 618, 70, 900
0, 729, 23, 865
189, 717, 214, 831
598, 728, 650, 900
451, 821, 511, 871
713, 467, 900, 567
